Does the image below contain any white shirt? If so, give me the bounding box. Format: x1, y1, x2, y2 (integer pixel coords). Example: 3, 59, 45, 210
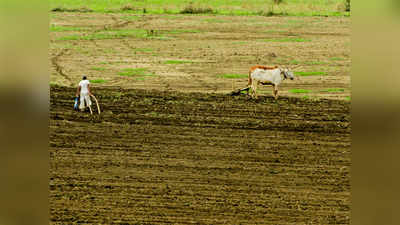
79, 80, 90, 94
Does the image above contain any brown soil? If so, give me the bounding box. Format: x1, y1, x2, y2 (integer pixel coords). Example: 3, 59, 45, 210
50, 86, 350, 224
50, 13, 350, 100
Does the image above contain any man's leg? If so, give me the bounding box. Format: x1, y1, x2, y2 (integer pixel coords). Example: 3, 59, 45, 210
79, 94, 86, 111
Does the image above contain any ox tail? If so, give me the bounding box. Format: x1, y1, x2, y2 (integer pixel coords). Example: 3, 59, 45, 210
248, 70, 252, 86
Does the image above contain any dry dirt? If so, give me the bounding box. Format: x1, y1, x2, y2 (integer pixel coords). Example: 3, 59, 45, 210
50, 13, 350, 100
50, 86, 350, 224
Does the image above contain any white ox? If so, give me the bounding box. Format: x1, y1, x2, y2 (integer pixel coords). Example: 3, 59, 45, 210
248, 65, 294, 99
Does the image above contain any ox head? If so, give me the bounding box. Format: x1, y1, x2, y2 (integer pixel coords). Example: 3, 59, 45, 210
282, 68, 295, 80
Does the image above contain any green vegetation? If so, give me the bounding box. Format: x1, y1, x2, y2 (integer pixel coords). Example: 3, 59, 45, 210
180, 4, 214, 14
303, 61, 327, 65
330, 57, 345, 61
164, 60, 193, 64
218, 74, 247, 79
91, 79, 107, 83
263, 38, 311, 43
50, 82, 60, 87
321, 88, 345, 92
118, 68, 155, 77
58, 29, 170, 41
90, 67, 106, 71
134, 48, 153, 53
289, 89, 312, 94
345, 96, 351, 101
58, 30, 145, 41
50, 0, 349, 16
295, 71, 327, 76
50, 25, 88, 32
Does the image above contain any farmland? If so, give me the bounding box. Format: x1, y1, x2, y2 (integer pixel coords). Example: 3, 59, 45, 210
50, 1, 351, 224
50, 86, 350, 224
50, 13, 350, 100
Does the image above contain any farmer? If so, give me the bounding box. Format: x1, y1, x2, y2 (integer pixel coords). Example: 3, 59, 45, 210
75, 75, 92, 111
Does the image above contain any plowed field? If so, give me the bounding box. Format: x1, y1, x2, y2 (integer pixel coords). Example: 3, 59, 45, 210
50, 86, 350, 224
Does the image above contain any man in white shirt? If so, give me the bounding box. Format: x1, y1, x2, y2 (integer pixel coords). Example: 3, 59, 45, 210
75, 76, 92, 111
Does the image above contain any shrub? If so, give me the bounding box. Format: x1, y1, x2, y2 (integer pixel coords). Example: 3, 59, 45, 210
345, 0, 351, 12
51, 7, 93, 13
121, 4, 137, 11
180, 4, 214, 14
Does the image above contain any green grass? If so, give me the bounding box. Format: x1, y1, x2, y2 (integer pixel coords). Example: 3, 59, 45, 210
90, 67, 106, 71
58, 29, 159, 41
218, 74, 247, 79
232, 41, 248, 45
321, 88, 345, 93
118, 68, 155, 77
164, 60, 193, 64
50, 0, 348, 16
295, 71, 327, 76
303, 61, 327, 65
133, 48, 153, 53
91, 79, 107, 83
345, 96, 351, 101
50, 82, 60, 87
289, 89, 312, 94
50, 25, 88, 32
330, 57, 346, 61
289, 60, 300, 65
263, 38, 311, 43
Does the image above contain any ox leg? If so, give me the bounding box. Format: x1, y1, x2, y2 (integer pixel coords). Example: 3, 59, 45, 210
273, 85, 278, 100
253, 82, 259, 99
250, 83, 255, 98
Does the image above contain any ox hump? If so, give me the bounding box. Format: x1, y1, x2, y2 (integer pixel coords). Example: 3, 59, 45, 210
250, 65, 278, 73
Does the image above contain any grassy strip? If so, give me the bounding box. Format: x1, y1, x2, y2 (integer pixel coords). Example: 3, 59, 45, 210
321, 88, 345, 92
164, 60, 193, 64
289, 89, 312, 94
119, 68, 155, 77
330, 57, 346, 61
49, 0, 350, 16
91, 79, 107, 83
58, 29, 172, 41
50, 25, 88, 32
90, 67, 106, 71
58, 29, 147, 41
295, 71, 327, 76
218, 74, 247, 79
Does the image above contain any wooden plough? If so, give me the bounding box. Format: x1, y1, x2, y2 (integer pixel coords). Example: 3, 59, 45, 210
230, 87, 250, 96
89, 94, 101, 115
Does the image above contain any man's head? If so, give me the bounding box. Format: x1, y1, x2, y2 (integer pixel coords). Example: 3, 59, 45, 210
82, 76, 87, 80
